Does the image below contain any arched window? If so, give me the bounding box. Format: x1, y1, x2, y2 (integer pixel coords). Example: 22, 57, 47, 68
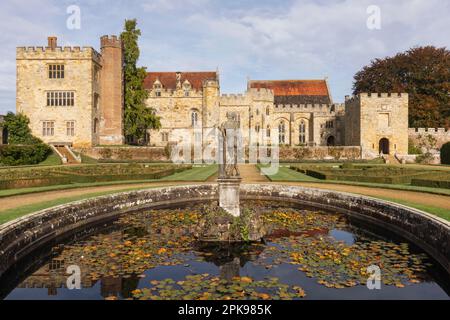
299, 120, 306, 144
266, 125, 271, 138
266, 106, 270, 116
191, 110, 198, 127
278, 121, 286, 144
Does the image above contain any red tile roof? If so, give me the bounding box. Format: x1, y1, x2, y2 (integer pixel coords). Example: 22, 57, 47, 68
249, 80, 330, 97
144, 71, 218, 91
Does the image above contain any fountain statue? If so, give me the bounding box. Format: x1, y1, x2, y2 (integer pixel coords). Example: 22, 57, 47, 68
194, 113, 266, 242
217, 112, 242, 217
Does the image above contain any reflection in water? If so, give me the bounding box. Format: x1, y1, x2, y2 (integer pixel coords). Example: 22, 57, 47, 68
1, 201, 449, 300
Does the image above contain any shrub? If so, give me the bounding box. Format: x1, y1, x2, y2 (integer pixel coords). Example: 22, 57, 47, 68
0, 144, 51, 166
411, 178, 450, 189
415, 152, 434, 164
2, 112, 38, 144
340, 163, 354, 169
408, 139, 422, 154
441, 142, 450, 165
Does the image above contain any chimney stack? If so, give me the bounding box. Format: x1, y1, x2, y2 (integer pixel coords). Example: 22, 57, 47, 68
48, 36, 57, 50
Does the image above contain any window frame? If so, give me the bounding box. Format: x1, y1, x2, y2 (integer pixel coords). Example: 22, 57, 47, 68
48, 64, 65, 79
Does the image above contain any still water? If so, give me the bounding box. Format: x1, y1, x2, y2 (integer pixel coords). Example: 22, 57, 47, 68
1, 201, 449, 300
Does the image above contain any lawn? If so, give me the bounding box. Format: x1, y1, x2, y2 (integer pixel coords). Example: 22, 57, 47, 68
260, 164, 450, 196
161, 165, 217, 181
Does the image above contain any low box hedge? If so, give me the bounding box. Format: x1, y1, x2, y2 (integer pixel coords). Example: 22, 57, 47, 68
295, 166, 437, 185
411, 179, 450, 189
0, 165, 191, 190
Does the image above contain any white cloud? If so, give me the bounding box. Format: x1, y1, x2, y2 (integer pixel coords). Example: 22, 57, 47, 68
0, 0, 449, 114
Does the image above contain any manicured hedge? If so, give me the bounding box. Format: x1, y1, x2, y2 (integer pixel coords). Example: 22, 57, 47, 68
292, 165, 441, 185
411, 178, 450, 189
0, 164, 191, 190
0, 144, 51, 166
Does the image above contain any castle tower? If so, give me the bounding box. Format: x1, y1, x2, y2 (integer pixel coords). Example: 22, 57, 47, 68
99, 35, 124, 145
344, 93, 409, 158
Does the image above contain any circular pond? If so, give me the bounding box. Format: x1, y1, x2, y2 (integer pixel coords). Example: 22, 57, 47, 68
1, 200, 449, 300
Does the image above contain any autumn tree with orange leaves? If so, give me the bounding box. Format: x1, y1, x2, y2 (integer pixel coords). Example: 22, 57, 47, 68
353, 46, 450, 128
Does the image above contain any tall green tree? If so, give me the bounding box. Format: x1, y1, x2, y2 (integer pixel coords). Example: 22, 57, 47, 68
121, 19, 160, 144
3, 112, 41, 144
353, 46, 450, 128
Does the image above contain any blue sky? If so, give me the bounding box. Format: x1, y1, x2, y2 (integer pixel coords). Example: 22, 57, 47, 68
0, 0, 449, 114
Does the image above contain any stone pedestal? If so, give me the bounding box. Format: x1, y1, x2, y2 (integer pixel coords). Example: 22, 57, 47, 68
218, 177, 242, 217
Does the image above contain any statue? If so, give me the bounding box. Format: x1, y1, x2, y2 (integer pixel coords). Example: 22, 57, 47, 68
218, 112, 240, 178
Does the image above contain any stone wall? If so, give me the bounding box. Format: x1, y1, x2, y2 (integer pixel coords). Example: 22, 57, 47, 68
16, 42, 101, 148
278, 146, 361, 161
0, 184, 448, 278
76, 146, 170, 161
409, 128, 450, 151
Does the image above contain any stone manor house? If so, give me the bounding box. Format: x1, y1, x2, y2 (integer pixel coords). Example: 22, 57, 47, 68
16, 35, 413, 159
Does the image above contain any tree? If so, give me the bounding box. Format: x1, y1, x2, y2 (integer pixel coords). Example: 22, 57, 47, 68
121, 19, 160, 144
3, 112, 40, 144
353, 46, 450, 128
441, 142, 450, 165
0, 112, 50, 165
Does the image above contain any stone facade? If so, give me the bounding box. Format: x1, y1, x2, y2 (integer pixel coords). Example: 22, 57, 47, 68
345, 93, 409, 158
16, 35, 410, 159
16, 36, 123, 148
409, 128, 450, 151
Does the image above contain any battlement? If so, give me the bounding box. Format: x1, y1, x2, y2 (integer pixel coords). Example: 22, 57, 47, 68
409, 128, 449, 135
345, 93, 407, 103
220, 93, 250, 105
147, 87, 204, 97
100, 35, 122, 48
16, 45, 102, 62
274, 103, 344, 113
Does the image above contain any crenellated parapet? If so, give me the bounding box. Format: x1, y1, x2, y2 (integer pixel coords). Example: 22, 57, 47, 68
345, 92, 408, 103
148, 88, 204, 98
409, 127, 450, 137
220, 88, 273, 106
409, 128, 450, 150
273, 103, 344, 115
220, 93, 251, 106
16, 46, 102, 63
100, 35, 121, 48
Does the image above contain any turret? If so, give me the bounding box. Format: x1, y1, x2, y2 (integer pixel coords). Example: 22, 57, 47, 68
99, 35, 124, 145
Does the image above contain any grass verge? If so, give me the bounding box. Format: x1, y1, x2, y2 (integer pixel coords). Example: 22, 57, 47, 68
261, 165, 450, 196
0, 165, 217, 198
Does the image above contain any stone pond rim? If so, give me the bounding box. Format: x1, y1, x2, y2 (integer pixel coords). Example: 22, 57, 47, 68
0, 184, 449, 278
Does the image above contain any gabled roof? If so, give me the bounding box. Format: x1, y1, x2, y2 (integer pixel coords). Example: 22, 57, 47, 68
249, 79, 332, 104
144, 71, 218, 91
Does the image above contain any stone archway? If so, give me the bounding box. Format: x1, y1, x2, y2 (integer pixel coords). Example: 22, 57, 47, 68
379, 138, 390, 155
326, 135, 335, 146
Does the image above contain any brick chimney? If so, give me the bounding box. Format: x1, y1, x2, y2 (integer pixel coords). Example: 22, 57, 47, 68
48, 36, 57, 50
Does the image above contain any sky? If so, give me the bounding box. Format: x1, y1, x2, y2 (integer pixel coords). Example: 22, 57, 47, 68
0, 0, 449, 114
